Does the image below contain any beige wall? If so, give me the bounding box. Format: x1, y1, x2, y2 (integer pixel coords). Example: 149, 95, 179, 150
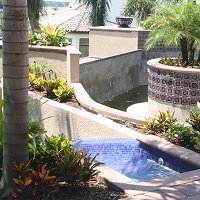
29, 92, 131, 140
29, 45, 68, 78
0, 44, 70, 79
89, 26, 140, 57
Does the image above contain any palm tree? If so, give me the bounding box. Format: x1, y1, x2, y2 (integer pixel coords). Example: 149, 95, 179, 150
1, 0, 29, 193
121, 0, 156, 23
27, 0, 45, 32
121, 0, 180, 24
143, 0, 200, 65
79, 0, 111, 26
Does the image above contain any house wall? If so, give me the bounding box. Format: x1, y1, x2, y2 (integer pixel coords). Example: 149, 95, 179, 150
89, 26, 139, 57
67, 32, 89, 56
79, 50, 145, 103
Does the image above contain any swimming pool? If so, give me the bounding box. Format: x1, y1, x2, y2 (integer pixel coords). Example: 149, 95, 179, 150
73, 138, 198, 183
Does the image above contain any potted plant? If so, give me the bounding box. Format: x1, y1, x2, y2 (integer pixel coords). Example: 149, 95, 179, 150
141, 0, 200, 122
143, 0, 200, 67
116, 16, 133, 28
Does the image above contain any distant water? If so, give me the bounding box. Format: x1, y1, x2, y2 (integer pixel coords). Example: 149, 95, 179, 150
103, 85, 148, 111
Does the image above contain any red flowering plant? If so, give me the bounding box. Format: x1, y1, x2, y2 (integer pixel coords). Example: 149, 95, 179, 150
166, 123, 198, 148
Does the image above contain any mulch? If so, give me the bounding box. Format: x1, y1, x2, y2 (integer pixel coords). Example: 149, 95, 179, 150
0, 178, 129, 200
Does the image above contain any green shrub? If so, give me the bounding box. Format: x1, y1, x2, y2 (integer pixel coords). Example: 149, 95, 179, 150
30, 133, 74, 168
186, 104, 200, 131
54, 149, 101, 186
53, 85, 74, 102
29, 62, 48, 77
43, 78, 66, 96
166, 123, 198, 148
143, 110, 177, 132
29, 121, 47, 160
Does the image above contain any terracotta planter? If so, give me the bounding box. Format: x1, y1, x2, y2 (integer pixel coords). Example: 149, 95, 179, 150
147, 58, 200, 122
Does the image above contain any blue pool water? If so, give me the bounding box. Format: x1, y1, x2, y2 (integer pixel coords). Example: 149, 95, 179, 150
73, 139, 198, 183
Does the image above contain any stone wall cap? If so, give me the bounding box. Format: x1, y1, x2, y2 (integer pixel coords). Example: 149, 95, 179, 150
147, 58, 200, 73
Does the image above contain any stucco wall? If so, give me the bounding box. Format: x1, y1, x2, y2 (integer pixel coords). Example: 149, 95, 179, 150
80, 50, 146, 103
89, 26, 139, 57
29, 92, 132, 139
0, 44, 69, 79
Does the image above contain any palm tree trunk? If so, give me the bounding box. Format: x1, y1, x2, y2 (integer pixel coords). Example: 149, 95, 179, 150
1, 0, 29, 193
180, 37, 188, 66
188, 39, 195, 65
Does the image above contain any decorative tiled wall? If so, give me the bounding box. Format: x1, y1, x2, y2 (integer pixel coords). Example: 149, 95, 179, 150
148, 66, 200, 106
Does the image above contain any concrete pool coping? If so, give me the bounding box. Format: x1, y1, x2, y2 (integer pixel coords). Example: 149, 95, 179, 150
71, 83, 147, 125
95, 134, 200, 198
72, 82, 200, 199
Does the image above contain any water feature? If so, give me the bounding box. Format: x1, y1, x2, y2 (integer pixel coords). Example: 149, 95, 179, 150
73, 138, 198, 183
102, 85, 148, 111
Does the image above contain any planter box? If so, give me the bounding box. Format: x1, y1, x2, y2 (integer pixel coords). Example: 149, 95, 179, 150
147, 58, 200, 122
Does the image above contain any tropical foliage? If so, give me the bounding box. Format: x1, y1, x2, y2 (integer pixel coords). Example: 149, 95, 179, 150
144, 107, 200, 152
27, 0, 45, 32
10, 129, 102, 198
29, 23, 70, 47
79, 0, 111, 26
121, 0, 179, 24
166, 123, 199, 148
29, 62, 74, 102
55, 149, 101, 186
121, 0, 156, 23
186, 102, 200, 132
143, 110, 177, 132
142, 0, 200, 66
11, 161, 59, 198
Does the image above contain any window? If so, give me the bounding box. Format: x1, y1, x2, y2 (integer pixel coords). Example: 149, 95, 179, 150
79, 38, 89, 57
67, 38, 72, 44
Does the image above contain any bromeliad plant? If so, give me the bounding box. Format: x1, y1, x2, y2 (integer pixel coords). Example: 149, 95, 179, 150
143, 110, 177, 132
11, 161, 59, 199
54, 148, 101, 186
29, 23, 71, 47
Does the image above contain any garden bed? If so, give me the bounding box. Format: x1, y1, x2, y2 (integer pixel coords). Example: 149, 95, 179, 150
0, 177, 128, 200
